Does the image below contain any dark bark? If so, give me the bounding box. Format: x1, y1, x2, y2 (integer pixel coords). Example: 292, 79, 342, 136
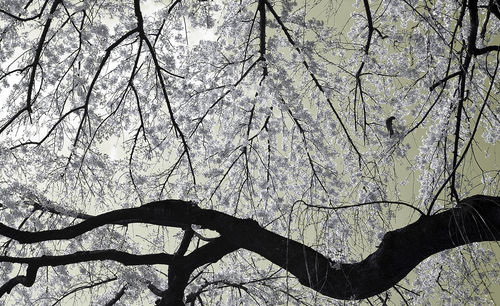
0, 195, 499, 303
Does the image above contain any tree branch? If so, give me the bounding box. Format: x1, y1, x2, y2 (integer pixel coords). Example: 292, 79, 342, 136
0, 196, 499, 301
264, 0, 362, 166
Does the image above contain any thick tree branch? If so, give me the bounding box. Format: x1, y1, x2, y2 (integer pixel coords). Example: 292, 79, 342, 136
0, 196, 499, 301
0, 250, 174, 267
0, 264, 38, 296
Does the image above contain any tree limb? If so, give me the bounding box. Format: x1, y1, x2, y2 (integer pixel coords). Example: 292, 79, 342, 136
0, 196, 499, 301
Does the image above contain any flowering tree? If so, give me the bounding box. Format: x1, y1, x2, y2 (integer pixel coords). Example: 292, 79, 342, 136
0, 0, 499, 304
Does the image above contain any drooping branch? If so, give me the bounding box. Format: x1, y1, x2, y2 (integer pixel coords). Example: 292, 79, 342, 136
0, 0, 50, 21
190, 58, 260, 137
404, 0, 466, 137
0, 0, 62, 134
427, 50, 499, 214
0, 250, 173, 298
0, 196, 499, 302
264, 0, 363, 166
257, 0, 268, 80
134, 0, 196, 185
26, 0, 62, 114
450, 0, 479, 203
54, 278, 118, 306
73, 27, 139, 147
354, 0, 378, 142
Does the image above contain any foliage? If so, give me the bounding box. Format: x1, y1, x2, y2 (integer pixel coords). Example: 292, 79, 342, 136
0, 0, 499, 304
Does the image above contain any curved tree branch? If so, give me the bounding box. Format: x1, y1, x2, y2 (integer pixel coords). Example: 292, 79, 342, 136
0, 196, 499, 302
0, 264, 38, 297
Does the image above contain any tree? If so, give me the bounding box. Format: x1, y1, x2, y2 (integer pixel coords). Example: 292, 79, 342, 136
0, 0, 499, 304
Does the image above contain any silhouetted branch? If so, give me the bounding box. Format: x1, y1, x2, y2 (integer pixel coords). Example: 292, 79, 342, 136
0, 196, 499, 301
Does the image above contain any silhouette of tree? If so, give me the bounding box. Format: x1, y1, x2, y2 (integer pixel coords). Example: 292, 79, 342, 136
0, 0, 499, 304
